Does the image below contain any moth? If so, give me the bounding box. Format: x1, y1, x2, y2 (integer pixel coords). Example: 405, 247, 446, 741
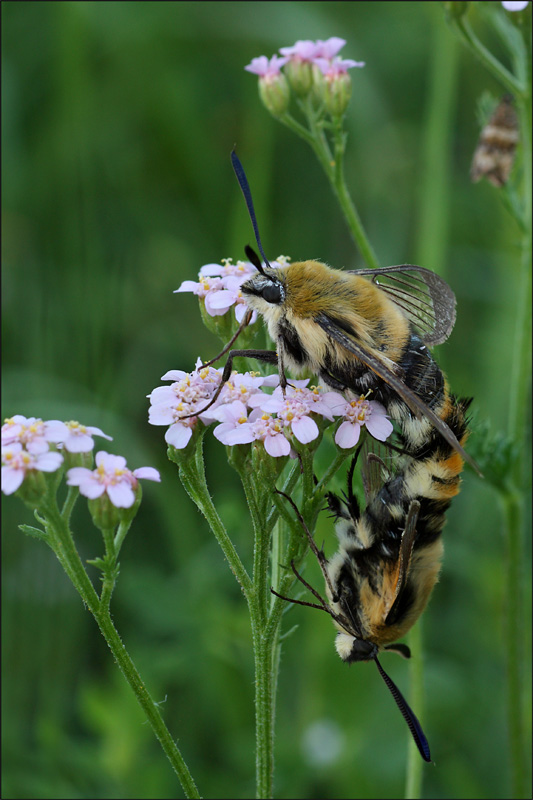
189, 151, 479, 475
470, 94, 519, 187
273, 389, 470, 762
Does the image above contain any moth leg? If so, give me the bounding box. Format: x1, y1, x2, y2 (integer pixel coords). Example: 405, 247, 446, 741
275, 490, 338, 603
179, 348, 278, 419
271, 560, 353, 633
271, 559, 333, 614
201, 309, 253, 368
276, 339, 289, 391
318, 369, 347, 391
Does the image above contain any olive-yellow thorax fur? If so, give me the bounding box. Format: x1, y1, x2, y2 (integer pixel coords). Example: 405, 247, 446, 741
241, 260, 410, 377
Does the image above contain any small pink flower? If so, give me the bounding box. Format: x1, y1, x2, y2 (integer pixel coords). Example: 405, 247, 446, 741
256, 388, 321, 444
45, 420, 113, 453
2, 415, 51, 454
332, 395, 393, 449
314, 56, 365, 76
222, 409, 290, 457
1, 442, 63, 495
501, 1, 529, 10
148, 360, 223, 448
175, 259, 259, 322
176, 275, 226, 316
211, 401, 253, 444
200, 258, 257, 280
205, 275, 253, 321
67, 451, 160, 508
279, 40, 320, 61
244, 55, 288, 77
255, 383, 336, 422
218, 371, 279, 407
313, 37, 347, 59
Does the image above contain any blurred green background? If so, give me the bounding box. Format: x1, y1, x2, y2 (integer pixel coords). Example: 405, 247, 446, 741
2, 2, 531, 798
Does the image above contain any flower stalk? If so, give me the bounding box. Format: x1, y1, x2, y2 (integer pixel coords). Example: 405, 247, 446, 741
42, 499, 201, 798
446, 5, 532, 796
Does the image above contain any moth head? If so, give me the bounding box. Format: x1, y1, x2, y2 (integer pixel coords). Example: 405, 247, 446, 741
335, 632, 379, 663
241, 267, 287, 312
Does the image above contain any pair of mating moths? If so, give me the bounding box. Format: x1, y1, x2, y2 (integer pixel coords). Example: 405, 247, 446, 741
186, 151, 479, 763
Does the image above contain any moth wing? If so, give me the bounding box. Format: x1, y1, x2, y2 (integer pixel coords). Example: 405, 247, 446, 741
348, 265, 456, 346
316, 312, 480, 475
383, 500, 420, 625
360, 435, 404, 505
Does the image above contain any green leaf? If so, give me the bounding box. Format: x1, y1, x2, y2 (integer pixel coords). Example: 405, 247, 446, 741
18, 523, 49, 542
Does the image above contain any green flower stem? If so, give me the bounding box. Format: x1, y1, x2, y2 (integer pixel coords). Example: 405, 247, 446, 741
451, 14, 533, 796
265, 460, 301, 534
38, 499, 201, 797
60, 484, 79, 523
100, 527, 117, 609
453, 18, 523, 97
509, 96, 532, 449
247, 458, 314, 799
278, 110, 380, 268
404, 21, 459, 798
500, 489, 528, 798
502, 83, 531, 800
248, 490, 280, 798
405, 622, 425, 798
114, 519, 132, 555
41, 499, 101, 611
177, 443, 253, 597
315, 449, 351, 495
93, 608, 202, 799
252, 512, 309, 800
251, 616, 276, 800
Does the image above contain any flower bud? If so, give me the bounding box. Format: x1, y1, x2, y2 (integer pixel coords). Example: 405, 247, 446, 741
322, 71, 352, 118
88, 493, 121, 531
284, 58, 314, 96
259, 72, 290, 117
251, 439, 288, 482
116, 483, 142, 526
16, 468, 48, 508
199, 298, 235, 341
62, 448, 95, 471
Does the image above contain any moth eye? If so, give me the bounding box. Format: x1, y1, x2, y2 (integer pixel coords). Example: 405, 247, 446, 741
261, 283, 282, 304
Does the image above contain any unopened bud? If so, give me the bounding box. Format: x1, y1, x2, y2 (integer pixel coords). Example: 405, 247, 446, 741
16, 468, 48, 508
322, 71, 352, 118
284, 58, 313, 96
88, 493, 121, 531
259, 72, 290, 117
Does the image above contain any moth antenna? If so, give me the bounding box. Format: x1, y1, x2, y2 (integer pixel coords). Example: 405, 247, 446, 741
231, 150, 270, 272
374, 656, 432, 763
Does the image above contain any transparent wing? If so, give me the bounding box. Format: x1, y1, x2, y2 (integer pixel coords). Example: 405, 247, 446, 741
348, 265, 456, 346
316, 313, 481, 475
360, 434, 405, 505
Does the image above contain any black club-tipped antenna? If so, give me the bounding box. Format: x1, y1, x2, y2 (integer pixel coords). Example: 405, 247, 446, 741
374, 655, 432, 763
231, 150, 271, 273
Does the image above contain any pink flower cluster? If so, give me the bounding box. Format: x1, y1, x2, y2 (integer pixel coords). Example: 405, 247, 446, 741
175, 257, 290, 323
148, 362, 393, 458
67, 451, 160, 509
245, 37, 364, 80
1, 415, 112, 495
2, 414, 161, 509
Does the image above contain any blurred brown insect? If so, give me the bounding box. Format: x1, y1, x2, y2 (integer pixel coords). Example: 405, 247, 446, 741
470, 95, 519, 187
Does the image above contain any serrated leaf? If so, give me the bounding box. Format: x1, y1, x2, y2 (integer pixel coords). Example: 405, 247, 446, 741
87, 557, 107, 571
18, 524, 49, 541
